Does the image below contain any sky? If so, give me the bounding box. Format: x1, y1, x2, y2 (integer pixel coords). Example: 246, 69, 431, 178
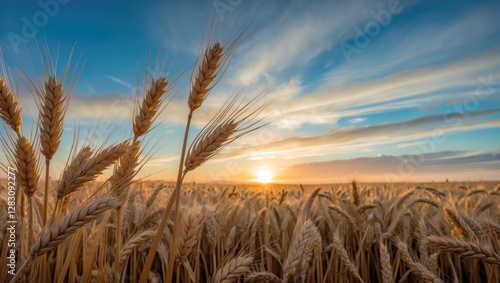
0, 0, 499, 184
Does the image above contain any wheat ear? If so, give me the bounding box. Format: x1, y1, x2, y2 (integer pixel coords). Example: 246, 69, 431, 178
212, 256, 253, 283
442, 207, 472, 240
39, 76, 65, 160
133, 77, 168, 137
350, 179, 360, 207
395, 239, 443, 283
0, 76, 22, 135
11, 197, 119, 282
57, 141, 129, 198
427, 236, 500, 265
175, 211, 205, 265
188, 42, 223, 111
15, 136, 39, 197
39, 76, 66, 224
282, 220, 317, 282
379, 241, 394, 283
245, 272, 281, 283
331, 231, 364, 282
184, 121, 237, 172
119, 229, 156, 269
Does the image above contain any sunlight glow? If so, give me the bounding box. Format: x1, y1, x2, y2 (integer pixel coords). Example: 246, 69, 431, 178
256, 168, 273, 184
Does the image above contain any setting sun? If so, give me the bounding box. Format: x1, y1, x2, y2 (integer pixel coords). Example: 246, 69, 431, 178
256, 168, 274, 184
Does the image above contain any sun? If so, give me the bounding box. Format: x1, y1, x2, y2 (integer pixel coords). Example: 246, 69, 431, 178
256, 167, 273, 184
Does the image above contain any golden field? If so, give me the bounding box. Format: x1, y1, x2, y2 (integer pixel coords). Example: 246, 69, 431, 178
1, 180, 499, 282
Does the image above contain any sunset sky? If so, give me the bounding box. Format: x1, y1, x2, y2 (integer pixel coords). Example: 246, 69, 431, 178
1, 0, 499, 183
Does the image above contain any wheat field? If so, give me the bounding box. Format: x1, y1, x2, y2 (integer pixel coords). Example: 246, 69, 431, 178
1, 29, 499, 283
0, 179, 499, 282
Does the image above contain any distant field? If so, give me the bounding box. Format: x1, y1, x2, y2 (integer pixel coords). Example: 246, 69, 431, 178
1, 180, 499, 282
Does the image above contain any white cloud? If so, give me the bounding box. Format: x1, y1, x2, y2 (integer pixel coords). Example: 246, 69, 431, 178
106, 75, 133, 89
349, 117, 366, 124
229, 0, 383, 86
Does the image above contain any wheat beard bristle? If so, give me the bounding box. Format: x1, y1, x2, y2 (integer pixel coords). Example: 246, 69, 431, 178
40, 76, 64, 159
188, 42, 223, 111
133, 77, 168, 137
184, 121, 237, 172
15, 135, 39, 197
0, 76, 22, 134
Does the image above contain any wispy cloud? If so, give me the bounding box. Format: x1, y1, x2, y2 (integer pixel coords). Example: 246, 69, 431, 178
230, 0, 383, 86
106, 75, 133, 89
349, 117, 366, 124
279, 149, 500, 183
219, 108, 500, 160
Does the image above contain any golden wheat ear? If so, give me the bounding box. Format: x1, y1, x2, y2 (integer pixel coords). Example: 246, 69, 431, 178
187, 24, 249, 113
133, 76, 169, 138
188, 42, 223, 111
57, 141, 129, 199
0, 77, 22, 136
211, 255, 253, 283
10, 196, 121, 282
15, 135, 40, 197
184, 91, 269, 173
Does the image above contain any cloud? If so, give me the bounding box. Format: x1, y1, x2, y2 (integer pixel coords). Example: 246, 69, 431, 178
106, 75, 133, 89
145, 154, 179, 167
263, 48, 500, 129
230, 0, 383, 86
219, 108, 500, 160
349, 117, 366, 124
279, 149, 500, 183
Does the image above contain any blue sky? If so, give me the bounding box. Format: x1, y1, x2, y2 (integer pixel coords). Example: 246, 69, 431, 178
1, 0, 499, 183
